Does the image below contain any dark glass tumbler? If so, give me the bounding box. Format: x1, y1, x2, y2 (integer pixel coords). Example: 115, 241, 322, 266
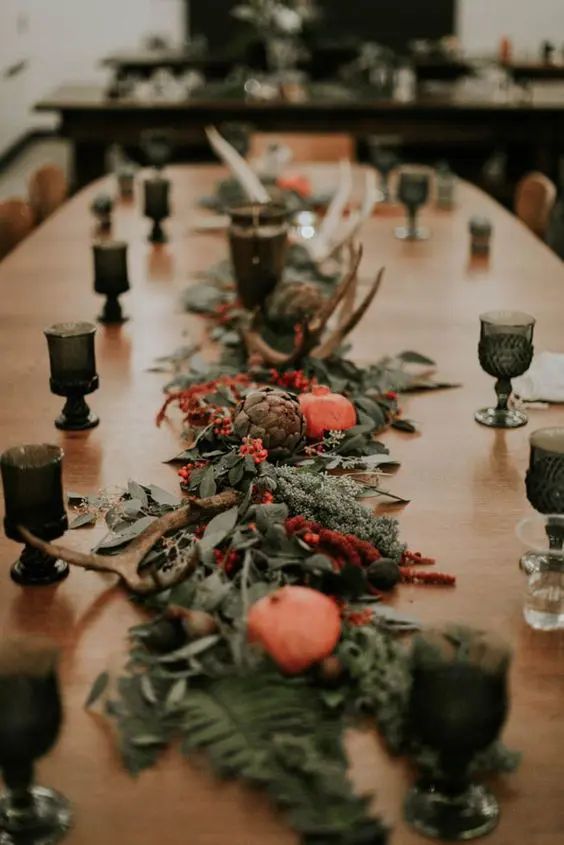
93, 240, 130, 323
0, 636, 72, 843
404, 628, 510, 841
475, 310, 535, 428
228, 203, 289, 310
395, 168, 431, 240
44, 322, 99, 431
521, 427, 564, 574
1, 445, 69, 585
143, 176, 170, 243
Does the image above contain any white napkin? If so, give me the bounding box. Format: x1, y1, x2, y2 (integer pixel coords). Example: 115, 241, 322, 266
514, 352, 564, 402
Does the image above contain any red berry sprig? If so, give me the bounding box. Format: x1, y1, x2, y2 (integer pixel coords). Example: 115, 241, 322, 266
239, 437, 268, 464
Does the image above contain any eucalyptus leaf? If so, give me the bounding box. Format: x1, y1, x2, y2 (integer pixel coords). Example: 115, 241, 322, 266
69, 512, 97, 530
149, 485, 181, 507
166, 678, 188, 710
199, 466, 217, 498
128, 480, 149, 508
96, 516, 157, 550
158, 635, 220, 663
85, 671, 109, 708
398, 350, 436, 366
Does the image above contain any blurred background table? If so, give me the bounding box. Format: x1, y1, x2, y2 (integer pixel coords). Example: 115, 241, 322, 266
36, 84, 564, 193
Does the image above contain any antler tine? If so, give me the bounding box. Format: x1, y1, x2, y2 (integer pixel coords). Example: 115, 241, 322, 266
312, 267, 384, 359
311, 243, 363, 332
337, 242, 360, 325
19, 490, 240, 595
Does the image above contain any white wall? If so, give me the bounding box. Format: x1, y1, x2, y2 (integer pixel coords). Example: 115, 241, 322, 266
0, 0, 185, 154
458, 0, 564, 55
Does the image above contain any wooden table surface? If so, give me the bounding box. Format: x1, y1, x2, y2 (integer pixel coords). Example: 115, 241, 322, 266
1, 165, 564, 845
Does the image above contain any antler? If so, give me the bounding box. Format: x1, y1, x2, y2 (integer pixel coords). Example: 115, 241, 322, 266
19, 490, 240, 595
241, 245, 363, 366
242, 246, 384, 364
311, 267, 384, 359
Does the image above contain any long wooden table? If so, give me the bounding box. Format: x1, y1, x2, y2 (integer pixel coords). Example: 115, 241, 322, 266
36, 84, 564, 190
1, 165, 564, 844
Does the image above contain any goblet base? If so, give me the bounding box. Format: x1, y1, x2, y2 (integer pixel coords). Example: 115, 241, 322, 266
405, 782, 499, 841
0, 785, 72, 844
54, 411, 99, 431
11, 547, 69, 586
474, 407, 528, 428
394, 225, 430, 241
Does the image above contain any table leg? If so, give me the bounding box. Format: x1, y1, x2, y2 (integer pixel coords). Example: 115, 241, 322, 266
72, 141, 107, 190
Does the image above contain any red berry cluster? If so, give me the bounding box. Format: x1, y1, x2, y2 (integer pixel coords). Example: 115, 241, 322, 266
213, 302, 237, 325
385, 391, 398, 401
178, 460, 208, 484
344, 608, 374, 627
399, 568, 455, 586
214, 548, 240, 574
269, 368, 313, 393
156, 374, 250, 428
259, 490, 274, 505
286, 516, 381, 571
399, 550, 455, 586
239, 437, 268, 464
211, 413, 233, 437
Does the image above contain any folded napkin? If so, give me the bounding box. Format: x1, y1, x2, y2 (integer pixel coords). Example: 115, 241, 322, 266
514, 352, 564, 402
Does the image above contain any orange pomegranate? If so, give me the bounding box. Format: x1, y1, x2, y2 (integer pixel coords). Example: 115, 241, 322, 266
298, 385, 357, 440
247, 586, 341, 675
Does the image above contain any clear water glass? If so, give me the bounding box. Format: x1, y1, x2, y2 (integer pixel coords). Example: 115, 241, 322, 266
517, 514, 564, 630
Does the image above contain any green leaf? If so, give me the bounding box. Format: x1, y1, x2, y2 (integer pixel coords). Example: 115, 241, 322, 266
203, 506, 239, 542
391, 419, 418, 434
199, 466, 217, 498
158, 635, 220, 664
140, 674, 158, 705
131, 735, 165, 747
96, 516, 157, 550
166, 678, 188, 710
69, 511, 97, 529
228, 459, 245, 486
128, 480, 149, 508
149, 485, 181, 507
85, 671, 109, 708
398, 350, 435, 365
304, 554, 334, 573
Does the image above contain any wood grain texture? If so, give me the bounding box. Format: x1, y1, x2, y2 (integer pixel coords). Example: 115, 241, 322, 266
1, 164, 564, 844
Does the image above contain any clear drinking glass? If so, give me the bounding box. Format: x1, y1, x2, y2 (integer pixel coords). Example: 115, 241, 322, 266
475, 310, 535, 428
520, 427, 564, 574
517, 514, 564, 630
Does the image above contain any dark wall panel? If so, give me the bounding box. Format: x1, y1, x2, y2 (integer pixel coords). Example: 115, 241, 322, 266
189, 1, 456, 51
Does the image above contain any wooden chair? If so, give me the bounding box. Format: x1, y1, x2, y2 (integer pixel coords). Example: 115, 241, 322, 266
515, 171, 557, 239
0, 199, 35, 260
250, 133, 355, 163
28, 164, 68, 223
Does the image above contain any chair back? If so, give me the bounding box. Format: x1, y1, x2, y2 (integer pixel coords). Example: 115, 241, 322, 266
0, 199, 35, 260
250, 133, 355, 163
515, 171, 557, 239
28, 164, 68, 222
